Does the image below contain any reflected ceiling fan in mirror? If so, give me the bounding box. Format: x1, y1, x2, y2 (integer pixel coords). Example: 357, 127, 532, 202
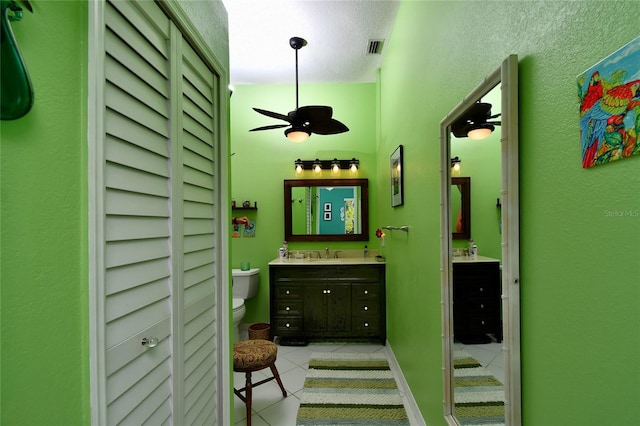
249, 37, 349, 143
451, 102, 501, 140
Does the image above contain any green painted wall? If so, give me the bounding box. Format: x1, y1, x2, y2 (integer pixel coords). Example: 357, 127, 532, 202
230, 83, 378, 323
0, 2, 89, 424
378, 1, 640, 425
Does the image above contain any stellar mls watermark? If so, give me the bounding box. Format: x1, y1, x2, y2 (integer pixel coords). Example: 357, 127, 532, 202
603, 209, 639, 217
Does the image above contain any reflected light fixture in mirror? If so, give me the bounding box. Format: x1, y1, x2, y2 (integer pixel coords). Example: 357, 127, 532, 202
313, 159, 322, 174
331, 158, 340, 175
451, 156, 461, 173
467, 123, 495, 140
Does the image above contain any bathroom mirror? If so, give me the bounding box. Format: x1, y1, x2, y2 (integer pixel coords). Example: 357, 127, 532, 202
440, 55, 520, 425
451, 177, 470, 240
284, 178, 369, 242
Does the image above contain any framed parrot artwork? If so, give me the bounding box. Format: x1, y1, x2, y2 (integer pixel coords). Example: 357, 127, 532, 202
578, 35, 640, 168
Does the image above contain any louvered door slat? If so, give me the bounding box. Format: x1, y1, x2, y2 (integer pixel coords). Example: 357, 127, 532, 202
183, 263, 215, 290
181, 56, 213, 104
106, 279, 170, 322
184, 234, 214, 253
106, 301, 169, 348
183, 114, 214, 146
184, 218, 214, 236
109, 0, 170, 52
115, 377, 172, 426
183, 96, 213, 132
184, 165, 214, 190
105, 111, 169, 157
183, 79, 214, 119
106, 217, 170, 242
184, 200, 215, 219
106, 239, 170, 269
106, 163, 170, 197
105, 190, 169, 217
106, 136, 169, 177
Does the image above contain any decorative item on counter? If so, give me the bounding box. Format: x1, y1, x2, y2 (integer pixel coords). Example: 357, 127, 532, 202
231, 199, 236, 207
375, 228, 386, 247
242, 200, 251, 208
468, 238, 477, 257
240, 261, 250, 271
282, 240, 288, 258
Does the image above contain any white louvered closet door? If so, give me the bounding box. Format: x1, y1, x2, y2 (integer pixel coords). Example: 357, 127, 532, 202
98, 1, 221, 424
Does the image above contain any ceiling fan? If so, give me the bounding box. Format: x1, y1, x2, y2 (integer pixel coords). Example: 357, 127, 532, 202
249, 37, 349, 142
451, 102, 501, 140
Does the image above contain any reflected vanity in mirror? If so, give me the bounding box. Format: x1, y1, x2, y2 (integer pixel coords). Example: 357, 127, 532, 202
439, 55, 520, 425
284, 179, 369, 242
451, 177, 470, 240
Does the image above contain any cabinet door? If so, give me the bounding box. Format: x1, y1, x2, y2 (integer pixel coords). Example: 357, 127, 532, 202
304, 284, 350, 333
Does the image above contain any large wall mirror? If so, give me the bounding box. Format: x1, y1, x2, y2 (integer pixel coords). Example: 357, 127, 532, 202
284, 179, 369, 242
439, 55, 521, 425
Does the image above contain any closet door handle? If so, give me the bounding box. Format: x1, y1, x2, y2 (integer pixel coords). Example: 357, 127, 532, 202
141, 337, 158, 348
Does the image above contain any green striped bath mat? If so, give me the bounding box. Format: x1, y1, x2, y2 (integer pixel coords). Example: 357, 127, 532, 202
453, 349, 504, 426
296, 352, 410, 425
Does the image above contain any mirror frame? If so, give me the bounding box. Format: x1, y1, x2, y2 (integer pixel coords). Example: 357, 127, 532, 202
439, 55, 521, 425
283, 178, 369, 242
451, 177, 471, 240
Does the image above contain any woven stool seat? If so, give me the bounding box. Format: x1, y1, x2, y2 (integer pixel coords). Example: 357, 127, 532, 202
233, 339, 277, 370
233, 339, 287, 426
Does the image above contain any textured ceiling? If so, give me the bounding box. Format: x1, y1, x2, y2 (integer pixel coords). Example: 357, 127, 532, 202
222, 0, 400, 85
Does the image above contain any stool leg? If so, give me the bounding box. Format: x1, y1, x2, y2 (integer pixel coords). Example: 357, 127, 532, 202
270, 364, 287, 397
244, 371, 253, 426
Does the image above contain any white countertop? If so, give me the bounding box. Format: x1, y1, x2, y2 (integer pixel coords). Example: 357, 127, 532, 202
269, 257, 385, 266
452, 255, 500, 263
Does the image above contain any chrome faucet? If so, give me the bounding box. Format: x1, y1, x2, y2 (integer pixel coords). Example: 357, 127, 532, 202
325, 246, 330, 258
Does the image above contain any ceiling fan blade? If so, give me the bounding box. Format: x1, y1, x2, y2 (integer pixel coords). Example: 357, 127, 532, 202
253, 108, 293, 123
310, 118, 349, 135
487, 120, 502, 126
249, 124, 289, 132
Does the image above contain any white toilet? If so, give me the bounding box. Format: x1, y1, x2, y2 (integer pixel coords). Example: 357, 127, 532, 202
232, 268, 260, 342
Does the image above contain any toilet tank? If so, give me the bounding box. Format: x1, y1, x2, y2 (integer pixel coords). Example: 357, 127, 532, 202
231, 268, 260, 299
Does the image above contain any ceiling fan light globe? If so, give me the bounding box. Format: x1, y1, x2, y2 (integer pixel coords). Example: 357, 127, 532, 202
285, 128, 311, 143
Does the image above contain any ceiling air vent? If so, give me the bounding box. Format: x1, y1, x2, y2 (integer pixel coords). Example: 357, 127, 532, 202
367, 39, 384, 55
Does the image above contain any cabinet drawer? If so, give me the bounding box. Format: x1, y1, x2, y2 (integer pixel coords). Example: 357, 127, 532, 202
275, 301, 302, 316
352, 299, 379, 315
351, 283, 380, 299
274, 317, 303, 332
352, 316, 380, 334
275, 285, 303, 299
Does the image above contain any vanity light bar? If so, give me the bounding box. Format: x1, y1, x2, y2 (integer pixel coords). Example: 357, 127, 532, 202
294, 158, 359, 173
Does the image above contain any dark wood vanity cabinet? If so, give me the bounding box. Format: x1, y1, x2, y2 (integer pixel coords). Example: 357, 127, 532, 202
269, 263, 386, 343
453, 260, 502, 344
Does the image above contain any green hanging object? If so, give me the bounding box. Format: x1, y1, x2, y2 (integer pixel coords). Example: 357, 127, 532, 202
1, 0, 33, 120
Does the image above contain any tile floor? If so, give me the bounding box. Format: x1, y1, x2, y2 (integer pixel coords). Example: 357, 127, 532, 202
453, 341, 504, 384
232, 339, 425, 426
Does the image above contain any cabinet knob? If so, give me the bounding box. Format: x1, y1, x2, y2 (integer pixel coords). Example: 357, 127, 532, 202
285, 290, 290, 295
364, 306, 368, 311
286, 306, 290, 311
480, 304, 484, 309
323, 289, 331, 294
364, 322, 369, 327
285, 323, 290, 328
364, 290, 368, 295
480, 287, 484, 292
481, 320, 485, 325
141, 337, 158, 348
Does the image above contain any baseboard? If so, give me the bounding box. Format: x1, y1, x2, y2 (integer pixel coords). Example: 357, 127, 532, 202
385, 340, 427, 426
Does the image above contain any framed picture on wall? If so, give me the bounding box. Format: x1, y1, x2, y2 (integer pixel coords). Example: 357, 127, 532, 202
390, 145, 404, 207
323, 211, 332, 221
324, 202, 332, 212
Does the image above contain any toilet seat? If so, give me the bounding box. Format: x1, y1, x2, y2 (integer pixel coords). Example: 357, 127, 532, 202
232, 297, 245, 312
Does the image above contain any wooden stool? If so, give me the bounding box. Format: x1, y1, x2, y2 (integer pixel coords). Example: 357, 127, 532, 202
233, 339, 287, 426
